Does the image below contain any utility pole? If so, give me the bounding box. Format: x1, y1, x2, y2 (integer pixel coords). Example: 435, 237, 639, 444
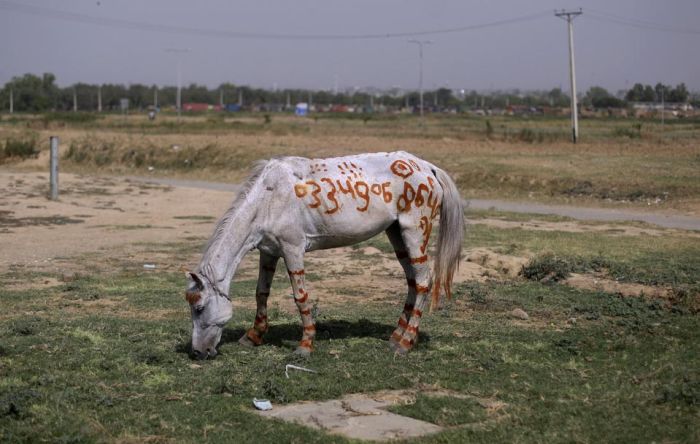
97, 85, 102, 112
9, 89, 13, 114
73, 88, 78, 112
408, 40, 431, 120
555, 9, 582, 143
165, 48, 189, 120
220, 88, 224, 107
154, 86, 158, 109
238, 89, 243, 107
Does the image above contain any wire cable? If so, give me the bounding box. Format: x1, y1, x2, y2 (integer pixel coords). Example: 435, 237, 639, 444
586, 8, 700, 36
0, 1, 550, 41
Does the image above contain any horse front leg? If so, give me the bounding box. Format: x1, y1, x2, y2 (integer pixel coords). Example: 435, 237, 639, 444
239, 253, 278, 347
284, 251, 316, 356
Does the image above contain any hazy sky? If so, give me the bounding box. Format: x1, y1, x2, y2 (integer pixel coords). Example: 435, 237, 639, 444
1, 0, 699, 93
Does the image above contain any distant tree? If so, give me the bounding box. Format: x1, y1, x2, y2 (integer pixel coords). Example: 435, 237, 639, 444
669, 83, 688, 103
1, 72, 59, 111
584, 86, 625, 108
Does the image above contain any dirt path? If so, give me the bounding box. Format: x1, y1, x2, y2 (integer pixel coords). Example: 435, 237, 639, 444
129, 175, 700, 231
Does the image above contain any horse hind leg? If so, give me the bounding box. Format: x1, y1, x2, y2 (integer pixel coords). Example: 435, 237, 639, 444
239, 253, 278, 347
391, 217, 434, 354
386, 222, 417, 350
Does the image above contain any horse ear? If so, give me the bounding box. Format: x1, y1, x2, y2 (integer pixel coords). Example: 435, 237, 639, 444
186, 272, 204, 290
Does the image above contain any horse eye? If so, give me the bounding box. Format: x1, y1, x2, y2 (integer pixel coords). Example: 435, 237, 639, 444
194, 305, 205, 314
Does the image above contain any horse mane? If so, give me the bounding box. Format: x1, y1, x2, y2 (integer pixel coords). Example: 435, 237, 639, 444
202, 159, 269, 255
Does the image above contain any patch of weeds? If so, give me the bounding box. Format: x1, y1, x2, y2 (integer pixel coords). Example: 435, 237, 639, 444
0, 389, 40, 419
520, 252, 571, 282
2, 132, 39, 160
389, 394, 486, 426
262, 379, 287, 403
10, 319, 40, 336
657, 375, 700, 406
458, 281, 490, 304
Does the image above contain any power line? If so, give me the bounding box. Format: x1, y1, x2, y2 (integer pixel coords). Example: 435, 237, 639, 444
586, 8, 700, 35
0, 1, 550, 41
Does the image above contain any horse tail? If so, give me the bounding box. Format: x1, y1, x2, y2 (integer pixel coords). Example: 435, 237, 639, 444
430, 167, 465, 312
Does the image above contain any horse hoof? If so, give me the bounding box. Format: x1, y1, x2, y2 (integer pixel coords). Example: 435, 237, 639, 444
238, 334, 256, 348
293, 346, 312, 357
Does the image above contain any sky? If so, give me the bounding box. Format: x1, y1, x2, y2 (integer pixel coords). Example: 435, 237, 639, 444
1, 0, 699, 93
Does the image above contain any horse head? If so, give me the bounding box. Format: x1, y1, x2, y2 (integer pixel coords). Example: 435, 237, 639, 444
185, 271, 232, 360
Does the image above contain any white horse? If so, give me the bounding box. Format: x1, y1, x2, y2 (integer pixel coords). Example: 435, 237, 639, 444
185, 151, 464, 359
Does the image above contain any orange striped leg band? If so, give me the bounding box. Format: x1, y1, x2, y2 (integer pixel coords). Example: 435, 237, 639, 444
246, 328, 263, 346
298, 339, 313, 350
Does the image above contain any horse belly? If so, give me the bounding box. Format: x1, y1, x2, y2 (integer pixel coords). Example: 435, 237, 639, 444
304, 205, 395, 251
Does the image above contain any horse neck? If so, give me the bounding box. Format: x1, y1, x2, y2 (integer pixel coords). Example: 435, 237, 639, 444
197, 195, 261, 296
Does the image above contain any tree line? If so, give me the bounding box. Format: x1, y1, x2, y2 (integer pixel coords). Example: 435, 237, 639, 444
0, 73, 694, 113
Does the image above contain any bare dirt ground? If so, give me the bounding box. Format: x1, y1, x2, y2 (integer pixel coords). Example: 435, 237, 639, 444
0, 170, 679, 306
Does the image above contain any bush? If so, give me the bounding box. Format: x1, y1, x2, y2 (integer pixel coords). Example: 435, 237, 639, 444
521, 252, 571, 282
2, 133, 39, 159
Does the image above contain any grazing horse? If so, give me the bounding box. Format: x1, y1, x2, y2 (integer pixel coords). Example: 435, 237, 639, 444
185, 151, 464, 359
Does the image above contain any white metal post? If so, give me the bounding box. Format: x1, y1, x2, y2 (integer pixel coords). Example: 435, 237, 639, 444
556, 9, 582, 143
49, 137, 59, 200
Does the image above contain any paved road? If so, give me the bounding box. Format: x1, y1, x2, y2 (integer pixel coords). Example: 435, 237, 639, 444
129, 176, 700, 231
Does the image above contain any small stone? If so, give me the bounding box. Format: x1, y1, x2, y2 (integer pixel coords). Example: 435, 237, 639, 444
510, 308, 529, 320
567, 317, 577, 325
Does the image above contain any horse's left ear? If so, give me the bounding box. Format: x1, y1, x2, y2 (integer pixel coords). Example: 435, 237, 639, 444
186, 272, 204, 290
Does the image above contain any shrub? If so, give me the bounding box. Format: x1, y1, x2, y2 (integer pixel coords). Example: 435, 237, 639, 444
521, 252, 571, 282
2, 133, 39, 159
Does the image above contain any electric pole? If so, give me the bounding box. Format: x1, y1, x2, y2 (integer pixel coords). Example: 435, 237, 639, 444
73, 88, 77, 112
9, 89, 13, 114
408, 40, 431, 120
165, 48, 190, 120
97, 85, 102, 112
555, 8, 582, 143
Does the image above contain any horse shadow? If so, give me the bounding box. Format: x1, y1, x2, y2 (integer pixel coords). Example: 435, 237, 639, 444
175, 318, 431, 357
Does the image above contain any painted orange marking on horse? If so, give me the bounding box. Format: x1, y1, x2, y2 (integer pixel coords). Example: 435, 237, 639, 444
416, 284, 430, 293
390, 159, 414, 178
294, 184, 307, 198
412, 308, 423, 318
410, 255, 428, 264
246, 328, 264, 346
300, 308, 311, 316
304, 324, 316, 333
295, 289, 309, 304
391, 331, 403, 342
381, 182, 393, 203
299, 339, 314, 350
397, 181, 416, 212
419, 216, 433, 254
398, 317, 409, 329
185, 291, 201, 305
354, 181, 370, 211
305, 180, 322, 208
288, 269, 305, 276
406, 325, 419, 335
320, 177, 340, 214
399, 338, 413, 348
